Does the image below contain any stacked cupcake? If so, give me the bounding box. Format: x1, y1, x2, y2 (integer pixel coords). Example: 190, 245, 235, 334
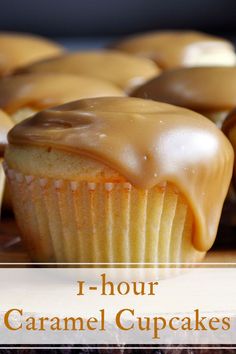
0, 30, 235, 265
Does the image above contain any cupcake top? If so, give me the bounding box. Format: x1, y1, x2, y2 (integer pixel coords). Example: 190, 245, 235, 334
0, 109, 13, 156
0, 32, 64, 76
0, 73, 124, 115
113, 31, 236, 69
132, 67, 236, 113
19, 50, 160, 92
8, 97, 234, 252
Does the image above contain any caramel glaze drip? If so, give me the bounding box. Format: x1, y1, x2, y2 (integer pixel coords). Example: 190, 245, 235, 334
0, 32, 64, 76
8, 97, 234, 252
113, 31, 235, 69
132, 67, 236, 113
0, 73, 124, 114
0, 110, 13, 156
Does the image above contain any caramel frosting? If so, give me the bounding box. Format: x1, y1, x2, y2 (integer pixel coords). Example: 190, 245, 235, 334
113, 31, 236, 69
0, 109, 13, 156
0, 32, 64, 76
20, 50, 159, 92
8, 97, 233, 252
0, 73, 124, 114
132, 67, 236, 113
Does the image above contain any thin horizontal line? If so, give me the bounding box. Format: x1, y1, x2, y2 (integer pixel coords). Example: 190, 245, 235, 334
0, 347, 235, 350
0, 262, 236, 266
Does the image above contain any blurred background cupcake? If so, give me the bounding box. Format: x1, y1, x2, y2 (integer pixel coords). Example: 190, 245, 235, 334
0, 72, 124, 123
111, 31, 236, 69
19, 50, 160, 93
0, 32, 64, 77
131, 66, 236, 127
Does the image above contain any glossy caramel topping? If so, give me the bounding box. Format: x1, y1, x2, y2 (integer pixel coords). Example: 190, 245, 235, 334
113, 31, 236, 69
132, 67, 236, 112
0, 73, 124, 114
8, 97, 233, 252
20, 50, 159, 92
0, 32, 64, 76
0, 109, 13, 155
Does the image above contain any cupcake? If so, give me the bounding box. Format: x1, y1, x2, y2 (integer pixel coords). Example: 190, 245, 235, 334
0, 73, 124, 124
0, 73, 124, 211
132, 67, 236, 127
19, 50, 160, 93
112, 31, 236, 69
4, 97, 233, 263
0, 109, 13, 210
0, 32, 64, 77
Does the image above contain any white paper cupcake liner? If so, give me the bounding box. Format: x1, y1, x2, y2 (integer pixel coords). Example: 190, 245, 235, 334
4, 163, 205, 264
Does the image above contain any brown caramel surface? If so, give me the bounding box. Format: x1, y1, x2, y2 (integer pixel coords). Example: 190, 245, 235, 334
132, 67, 236, 112
8, 97, 234, 252
0, 73, 124, 114
20, 50, 159, 91
0, 32, 64, 76
113, 31, 235, 69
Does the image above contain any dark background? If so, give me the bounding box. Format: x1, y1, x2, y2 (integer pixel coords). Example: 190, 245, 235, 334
0, 0, 235, 37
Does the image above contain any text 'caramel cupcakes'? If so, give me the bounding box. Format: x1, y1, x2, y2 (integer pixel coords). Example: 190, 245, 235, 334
4, 97, 233, 263
0, 32, 64, 77
112, 31, 236, 69
132, 66, 236, 127
19, 50, 160, 93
